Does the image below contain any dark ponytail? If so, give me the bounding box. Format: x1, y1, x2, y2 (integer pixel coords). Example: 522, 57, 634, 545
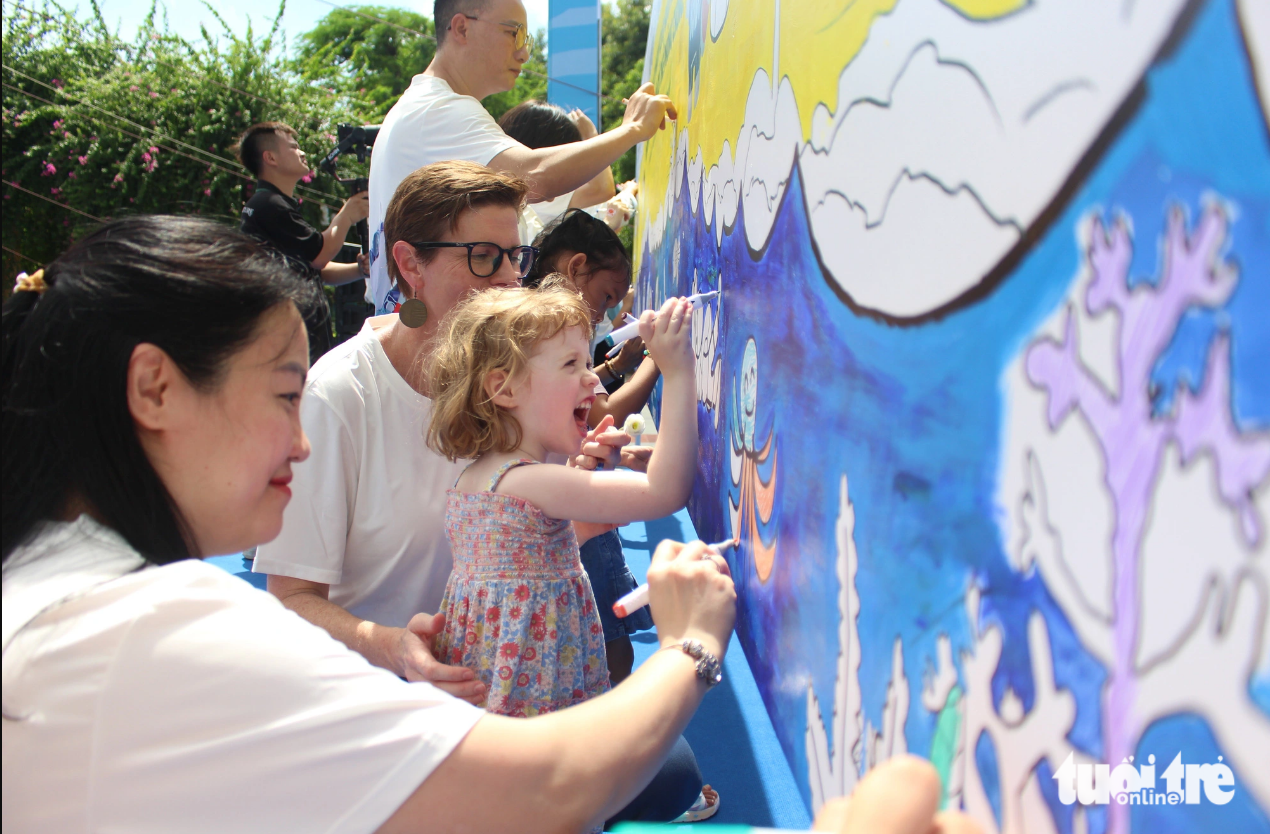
526, 208, 631, 288
1, 215, 321, 565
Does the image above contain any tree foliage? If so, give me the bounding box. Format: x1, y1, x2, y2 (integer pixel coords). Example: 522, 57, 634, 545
601, 0, 650, 183
1, 1, 653, 286
1, 0, 355, 285
292, 6, 436, 122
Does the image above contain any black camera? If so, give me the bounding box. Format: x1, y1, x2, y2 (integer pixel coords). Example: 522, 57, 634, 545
320, 124, 381, 341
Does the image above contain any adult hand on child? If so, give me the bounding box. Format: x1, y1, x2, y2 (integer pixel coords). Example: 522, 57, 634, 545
638, 296, 694, 379
570, 413, 630, 470
647, 539, 736, 662
811, 755, 982, 834
397, 612, 487, 705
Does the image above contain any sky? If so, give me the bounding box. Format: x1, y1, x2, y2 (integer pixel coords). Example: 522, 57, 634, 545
73, 0, 552, 54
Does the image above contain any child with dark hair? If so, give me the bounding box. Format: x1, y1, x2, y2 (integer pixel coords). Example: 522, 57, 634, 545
497, 101, 639, 231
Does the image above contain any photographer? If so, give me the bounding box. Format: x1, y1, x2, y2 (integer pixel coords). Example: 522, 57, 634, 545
234, 122, 370, 360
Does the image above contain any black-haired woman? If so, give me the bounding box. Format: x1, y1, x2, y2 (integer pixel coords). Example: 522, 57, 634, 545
0, 216, 737, 833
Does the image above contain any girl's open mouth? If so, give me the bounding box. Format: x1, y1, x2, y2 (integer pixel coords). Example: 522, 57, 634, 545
573, 398, 594, 436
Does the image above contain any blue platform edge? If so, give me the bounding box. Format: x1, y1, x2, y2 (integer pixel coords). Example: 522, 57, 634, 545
620, 509, 811, 829
208, 508, 810, 829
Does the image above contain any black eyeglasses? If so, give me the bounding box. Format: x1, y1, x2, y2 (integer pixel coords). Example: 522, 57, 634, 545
411, 242, 539, 279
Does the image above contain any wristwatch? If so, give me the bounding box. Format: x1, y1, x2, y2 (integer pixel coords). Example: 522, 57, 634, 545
680, 639, 722, 687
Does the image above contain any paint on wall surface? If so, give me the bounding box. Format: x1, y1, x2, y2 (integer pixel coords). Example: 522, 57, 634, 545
634, 0, 1270, 831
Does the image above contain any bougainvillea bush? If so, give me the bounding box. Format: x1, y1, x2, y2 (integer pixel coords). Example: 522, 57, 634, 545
1, 1, 359, 286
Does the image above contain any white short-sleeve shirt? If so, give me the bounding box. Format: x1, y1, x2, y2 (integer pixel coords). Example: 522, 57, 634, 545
1, 517, 482, 834
253, 318, 466, 626
367, 74, 521, 315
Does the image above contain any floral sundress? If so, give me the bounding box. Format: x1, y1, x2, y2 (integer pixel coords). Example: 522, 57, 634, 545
434, 459, 610, 717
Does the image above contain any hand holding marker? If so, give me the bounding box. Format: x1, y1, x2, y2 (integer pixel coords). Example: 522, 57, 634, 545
612, 537, 738, 618
605, 290, 721, 359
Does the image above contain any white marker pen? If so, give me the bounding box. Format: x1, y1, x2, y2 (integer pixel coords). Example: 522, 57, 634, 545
605, 290, 721, 358
612, 537, 737, 618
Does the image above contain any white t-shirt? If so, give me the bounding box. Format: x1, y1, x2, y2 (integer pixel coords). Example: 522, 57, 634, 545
528, 191, 574, 230
367, 74, 521, 315
254, 318, 466, 626
2, 517, 481, 834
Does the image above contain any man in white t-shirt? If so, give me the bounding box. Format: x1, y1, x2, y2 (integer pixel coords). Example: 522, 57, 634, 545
365, 0, 677, 314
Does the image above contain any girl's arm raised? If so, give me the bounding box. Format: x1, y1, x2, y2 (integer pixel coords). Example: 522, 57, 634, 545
499, 297, 698, 525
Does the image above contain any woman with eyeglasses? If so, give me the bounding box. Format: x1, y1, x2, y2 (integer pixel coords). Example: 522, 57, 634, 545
255, 159, 723, 826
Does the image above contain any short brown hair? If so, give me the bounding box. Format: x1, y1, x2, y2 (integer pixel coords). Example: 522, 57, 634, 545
384, 161, 528, 293
426, 277, 592, 461
232, 122, 296, 177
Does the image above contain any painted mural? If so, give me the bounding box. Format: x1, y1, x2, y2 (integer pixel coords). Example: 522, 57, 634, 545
634, 0, 1270, 831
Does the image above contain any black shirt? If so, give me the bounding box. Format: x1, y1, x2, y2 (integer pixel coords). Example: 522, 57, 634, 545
240, 180, 333, 361
240, 180, 324, 267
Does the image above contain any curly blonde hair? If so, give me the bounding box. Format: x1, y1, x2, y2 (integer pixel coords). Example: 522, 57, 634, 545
427, 277, 593, 462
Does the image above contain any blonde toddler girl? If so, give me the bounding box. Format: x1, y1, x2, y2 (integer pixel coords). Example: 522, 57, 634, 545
426, 279, 697, 717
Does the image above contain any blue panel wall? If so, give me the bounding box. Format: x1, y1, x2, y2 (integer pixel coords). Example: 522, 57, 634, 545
547, 0, 601, 126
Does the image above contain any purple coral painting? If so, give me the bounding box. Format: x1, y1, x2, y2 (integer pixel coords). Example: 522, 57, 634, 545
635, 0, 1270, 831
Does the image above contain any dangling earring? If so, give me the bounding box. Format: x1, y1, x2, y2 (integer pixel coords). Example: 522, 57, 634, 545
399, 297, 428, 328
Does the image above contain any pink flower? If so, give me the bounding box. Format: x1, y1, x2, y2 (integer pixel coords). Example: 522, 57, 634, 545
63, 131, 70, 138
63, 219, 70, 226
51, 79, 63, 89
149, 91, 159, 99
203, 188, 211, 196
113, 173, 124, 182
52, 119, 63, 129
78, 156, 87, 165
208, 109, 216, 115
42, 163, 56, 176
141, 152, 152, 163
148, 146, 158, 154
50, 187, 60, 195
129, 85, 139, 92
67, 171, 76, 179
170, 88, 178, 93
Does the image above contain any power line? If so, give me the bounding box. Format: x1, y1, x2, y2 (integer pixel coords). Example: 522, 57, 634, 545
4, 82, 340, 212
5, 0, 342, 120
309, 0, 616, 103
2, 245, 43, 268
3, 65, 343, 205
3, 179, 106, 222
